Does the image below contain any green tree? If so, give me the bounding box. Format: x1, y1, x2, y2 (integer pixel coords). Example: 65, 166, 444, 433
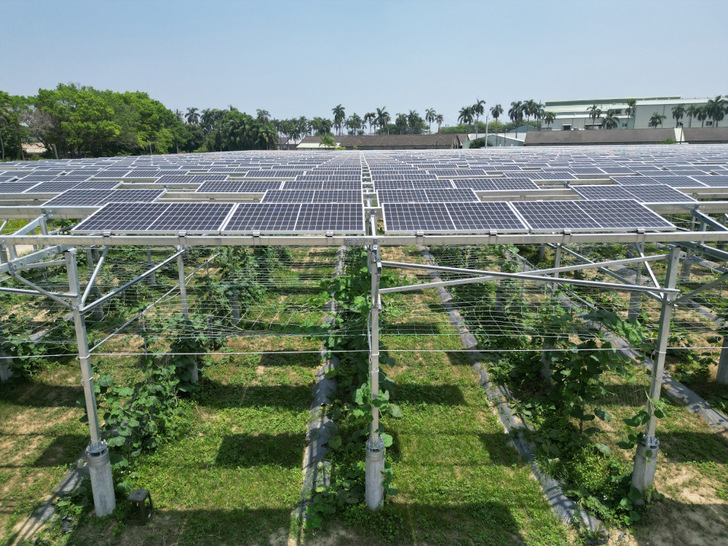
332, 104, 346, 135
458, 105, 473, 129
375, 107, 390, 134
671, 104, 685, 127
685, 105, 699, 128
346, 113, 363, 135
706, 95, 727, 127
185, 107, 200, 125
425, 108, 437, 134
648, 112, 666, 128
588, 104, 602, 128
542, 110, 555, 129
320, 134, 335, 147
435, 113, 443, 133
508, 101, 523, 127
697, 106, 708, 127
603, 109, 619, 129
625, 99, 637, 128
472, 99, 485, 139
407, 110, 425, 134
363, 112, 376, 134
490, 104, 503, 145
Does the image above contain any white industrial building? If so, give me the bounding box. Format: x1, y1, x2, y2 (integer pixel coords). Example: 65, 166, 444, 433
544, 96, 712, 131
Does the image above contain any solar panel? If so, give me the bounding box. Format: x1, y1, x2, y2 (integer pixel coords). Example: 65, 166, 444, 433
197, 180, 281, 193
154, 174, 229, 184
24, 181, 80, 193
620, 185, 695, 204
453, 178, 540, 191
575, 200, 674, 230
262, 190, 315, 203
43, 189, 165, 207
424, 188, 479, 202
223, 203, 300, 233
73, 203, 171, 233
73, 180, 122, 190
282, 181, 324, 190
382, 203, 454, 233
148, 203, 235, 232
292, 203, 364, 233
377, 189, 427, 204
649, 175, 706, 188
691, 175, 728, 187
573, 186, 634, 201
411, 180, 455, 189
313, 190, 361, 203
0, 182, 41, 193
446, 202, 527, 232
611, 176, 658, 185
513, 201, 601, 231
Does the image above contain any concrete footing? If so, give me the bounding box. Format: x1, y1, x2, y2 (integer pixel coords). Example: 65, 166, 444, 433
0, 358, 13, 382
365, 437, 385, 510
631, 436, 659, 497
86, 443, 116, 517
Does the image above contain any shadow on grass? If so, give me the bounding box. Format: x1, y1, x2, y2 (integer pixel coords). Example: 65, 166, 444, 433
32, 434, 87, 467
477, 432, 524, 466
394, 384, 466, 406
633, 500, 728, 546
258, 351, 321, 367
0, 380, 82, 408
215, 433, 304, 468
196, 381, 311, 411
658, 431, 728, 464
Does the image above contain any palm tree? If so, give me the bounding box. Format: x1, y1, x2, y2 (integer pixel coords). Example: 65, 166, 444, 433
375, 107, 390, 134
458, 106, 474, 130
363, 112, 375, 134
332, 104, 346, 135
685, 105, 699, 128
522, 99, 537, 127
535, 101, 545, 129
603, 110, 619, 130
542, 111, 555, 130
472, 99, 485, 139
672, 104, 686, 127
425, 108, 437, 134
706, 96, 727, 127
588, 104, 602, 129
256, 109, 270, 124
648, 112, 666, 128
435, 113, 444, 134
407, 110, 424, 134
185, 107, 200, 125
697, 106, 708, 127
508, 101, 523, 130
625, 99, 637, 128
490, 104, 503, 145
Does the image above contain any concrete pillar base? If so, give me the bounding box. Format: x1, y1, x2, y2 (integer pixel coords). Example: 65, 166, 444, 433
679, 260, 692, 283
86, 443, 116, 517
190, 362, 199, 384
631, 436, 659, 499
365, 437, 385, 510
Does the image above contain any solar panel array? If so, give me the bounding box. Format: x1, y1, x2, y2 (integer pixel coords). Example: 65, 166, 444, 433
3, 145, 728, 236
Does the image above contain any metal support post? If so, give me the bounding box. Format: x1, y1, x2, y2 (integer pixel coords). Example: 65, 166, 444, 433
65, 249, 115, 517
632, 247, 680, 496
628, 243, 643, 320
717, 331, 728, 385
680, 219, 695, 282
549, 243, 562, 295
365, 240, 385, 510
0, 321, 13, 382
146, 247, 156, 285
176, 246, 197, 382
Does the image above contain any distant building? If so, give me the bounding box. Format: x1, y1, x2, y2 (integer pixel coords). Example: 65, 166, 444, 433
296, 134, 467, 150
544, 96, 711, 131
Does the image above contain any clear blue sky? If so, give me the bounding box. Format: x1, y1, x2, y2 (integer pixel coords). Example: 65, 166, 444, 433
2, 0, 726, 127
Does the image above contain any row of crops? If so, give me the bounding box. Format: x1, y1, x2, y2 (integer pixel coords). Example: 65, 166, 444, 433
1, 240, 727, 544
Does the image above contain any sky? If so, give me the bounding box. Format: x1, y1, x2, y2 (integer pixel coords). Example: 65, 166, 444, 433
2, 0, 727, 127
